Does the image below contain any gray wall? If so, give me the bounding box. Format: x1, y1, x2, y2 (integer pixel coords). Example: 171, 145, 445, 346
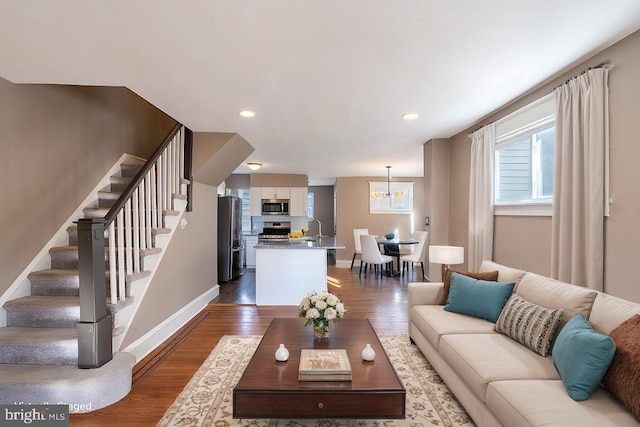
121, 182, 218, 348
445, 29, 640, 302
310, 185, 335, 236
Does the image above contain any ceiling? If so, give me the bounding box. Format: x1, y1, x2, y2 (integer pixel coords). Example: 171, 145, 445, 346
1, 1, 640, 185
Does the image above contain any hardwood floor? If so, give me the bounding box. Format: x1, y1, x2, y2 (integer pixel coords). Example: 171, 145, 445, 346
70, 265, 426, 426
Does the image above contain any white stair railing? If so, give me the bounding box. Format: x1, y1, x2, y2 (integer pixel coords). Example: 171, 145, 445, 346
107, 126, 186, 304
76, 123, 191, 368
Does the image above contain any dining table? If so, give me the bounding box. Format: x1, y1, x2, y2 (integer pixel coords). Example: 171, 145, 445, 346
375, 237, 419, 276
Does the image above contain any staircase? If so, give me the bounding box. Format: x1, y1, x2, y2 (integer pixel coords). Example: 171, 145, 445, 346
0, 163, 149, 410
0, 124, 190, 412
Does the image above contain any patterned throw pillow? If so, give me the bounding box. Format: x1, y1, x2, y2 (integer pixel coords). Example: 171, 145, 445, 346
439, 269, 499, 305
494, 294, 564, 357
602, 314, 640, 420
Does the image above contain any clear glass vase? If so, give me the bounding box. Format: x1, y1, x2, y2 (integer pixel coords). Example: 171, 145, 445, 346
313, 322, 330, 339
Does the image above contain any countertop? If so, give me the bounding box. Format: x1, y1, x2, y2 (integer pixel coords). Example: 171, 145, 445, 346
255, 236, 345, 250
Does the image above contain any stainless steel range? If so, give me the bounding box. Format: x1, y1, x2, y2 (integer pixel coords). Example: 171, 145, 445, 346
259, 221, 291, 242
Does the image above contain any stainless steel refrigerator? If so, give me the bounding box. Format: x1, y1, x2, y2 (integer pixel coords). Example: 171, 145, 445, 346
218, 196, 244, 282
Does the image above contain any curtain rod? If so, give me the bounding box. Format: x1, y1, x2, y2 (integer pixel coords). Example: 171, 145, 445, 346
555, 60, 613, 89
468, 60, 614, 137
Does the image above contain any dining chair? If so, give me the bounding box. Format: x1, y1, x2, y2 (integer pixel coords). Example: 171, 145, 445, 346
359, 234, 393, 278
400, 231, 429, 279
350, 228, 369, 270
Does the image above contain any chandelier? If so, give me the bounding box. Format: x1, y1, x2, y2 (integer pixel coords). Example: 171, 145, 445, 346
371, 166, 391, 198
371, 166, 409, 199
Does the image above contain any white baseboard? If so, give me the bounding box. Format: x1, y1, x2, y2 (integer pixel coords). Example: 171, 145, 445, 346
335, 260, 353, 268
121, 285, 220, 362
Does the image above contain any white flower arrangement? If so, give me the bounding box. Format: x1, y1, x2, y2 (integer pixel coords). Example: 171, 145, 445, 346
298, 291, 346, 329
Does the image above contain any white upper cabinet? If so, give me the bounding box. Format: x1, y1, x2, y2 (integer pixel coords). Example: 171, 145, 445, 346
249, 189, 262, 216
289, 187, 308, 217
260, 187, 290, 199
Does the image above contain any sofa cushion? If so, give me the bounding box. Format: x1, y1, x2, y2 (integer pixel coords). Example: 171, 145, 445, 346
552, 314, 615, 401
439, 269, 499, 305
444, 273, 515, 322
516, 272, 597, 328
602, 314, 640, 420
439, 334, 560, 403
479, 260, 527, 288
410, 305, 496, 350
487, 380, 640, 427
494, 294, 564, 357
589, 292, 640, 335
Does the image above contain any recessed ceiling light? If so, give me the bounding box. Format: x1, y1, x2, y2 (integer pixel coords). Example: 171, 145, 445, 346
401, 112, 419, 120
239, 110, 255, 118
247, 162, 262, 170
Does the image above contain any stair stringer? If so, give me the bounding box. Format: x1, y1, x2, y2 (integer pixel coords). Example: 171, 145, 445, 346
0, 153, 145, 328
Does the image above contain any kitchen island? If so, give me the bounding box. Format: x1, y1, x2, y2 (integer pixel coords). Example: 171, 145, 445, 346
255, 237, 346, 305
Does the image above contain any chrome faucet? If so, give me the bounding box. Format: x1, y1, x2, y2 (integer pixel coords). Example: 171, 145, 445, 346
308, 219, 322, 237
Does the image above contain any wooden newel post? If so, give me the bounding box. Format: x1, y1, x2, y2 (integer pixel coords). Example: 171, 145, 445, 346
77, 218, 113, 368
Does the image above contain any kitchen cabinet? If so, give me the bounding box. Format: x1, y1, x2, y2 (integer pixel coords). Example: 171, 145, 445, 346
249, 188, 262, 216
260, 187, 290, 200
289, 187, 308, 217
244, 235, 259, 268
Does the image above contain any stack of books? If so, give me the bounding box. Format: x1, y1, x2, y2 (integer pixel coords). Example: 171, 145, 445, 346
298, 349, 353, 381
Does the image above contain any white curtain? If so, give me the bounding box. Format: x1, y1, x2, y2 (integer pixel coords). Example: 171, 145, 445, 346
468, 123, 495, 271
551, 67, 610, 291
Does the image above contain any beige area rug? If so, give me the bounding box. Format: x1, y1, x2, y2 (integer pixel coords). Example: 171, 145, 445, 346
158, 334, 475, 427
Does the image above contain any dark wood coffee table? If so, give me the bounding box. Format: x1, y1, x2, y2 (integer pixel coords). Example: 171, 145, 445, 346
233, 318, 405, 419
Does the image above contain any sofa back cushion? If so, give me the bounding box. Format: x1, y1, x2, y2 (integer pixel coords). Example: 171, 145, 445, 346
589, 292, 640, 335
516, 272, 597, 327
479, 261, 527, 288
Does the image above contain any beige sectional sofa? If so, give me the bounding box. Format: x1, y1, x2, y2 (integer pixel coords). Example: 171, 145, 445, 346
408, 260, 640, 427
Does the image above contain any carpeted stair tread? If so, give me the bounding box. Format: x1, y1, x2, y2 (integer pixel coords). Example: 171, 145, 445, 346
109, 176, 134, 192
120, 163, 143, 177
0, 328, 78, 365
29, 268, 151, 297
4, 296, 80, 328
141, 247, 162, 257
83, 207, 110, 219
49, 246, 83, 269
29, 269, 79, 296
97, 190, 122, 208
0, 352, 136, 413
66, 225, 108, 246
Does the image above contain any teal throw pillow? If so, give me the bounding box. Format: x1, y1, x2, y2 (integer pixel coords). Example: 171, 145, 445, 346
444, 272, 515, 322
552, 313, 615, 401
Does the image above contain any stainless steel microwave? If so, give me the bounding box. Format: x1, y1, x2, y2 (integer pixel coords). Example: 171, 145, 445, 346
261, 199, 289, 215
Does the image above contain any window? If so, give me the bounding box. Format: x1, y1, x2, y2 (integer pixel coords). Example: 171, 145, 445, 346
494, 94, 555, 215
307, 192, 314, 219
238, 189, 252, 233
